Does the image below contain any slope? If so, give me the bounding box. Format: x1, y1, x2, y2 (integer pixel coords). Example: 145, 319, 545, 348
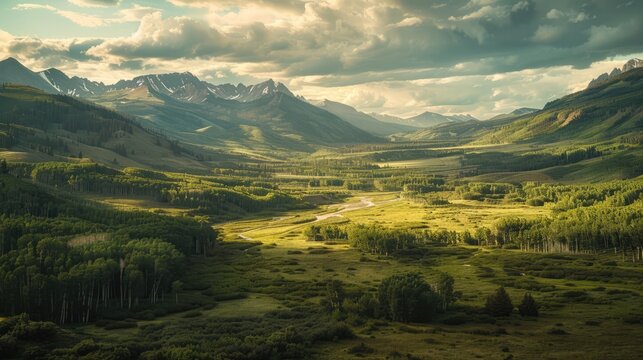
405, 68, 643, 144
0, 84, 212, 171
318, 100, 419, 136
475, 67, 643, 144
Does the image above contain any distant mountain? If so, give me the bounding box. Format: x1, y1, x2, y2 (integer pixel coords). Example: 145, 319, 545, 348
369, 112, 405, 124
111, 74, 294, 104
0, 58, 377, 153
488, 107, 539, 121
40, 68, 106, 97
370, 109, 477, 128
587, 58, 642, 88
0, 57, 60, 93
406, 111, 476, 127
317, 100, 419, 136
0, 57, 296, 104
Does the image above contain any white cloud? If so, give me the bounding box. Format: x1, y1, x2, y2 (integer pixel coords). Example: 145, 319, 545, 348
68, 0, 121, 7
13, 3, 159, 27
14, 3, 107, 27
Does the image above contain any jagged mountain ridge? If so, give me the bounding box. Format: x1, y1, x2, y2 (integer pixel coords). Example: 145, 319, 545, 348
0, 57, 295, 104
587, 58, 642, 88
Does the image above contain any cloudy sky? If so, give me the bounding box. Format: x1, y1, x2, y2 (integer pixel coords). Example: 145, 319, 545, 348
0, 0, 642, 119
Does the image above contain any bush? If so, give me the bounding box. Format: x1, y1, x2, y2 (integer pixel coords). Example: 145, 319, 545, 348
347, 342, 375, 355
485, 287, 513, 317
547, 328, 568, 335
12, 320, 58, 340
103, 320, 137, 330
72, 339, 100, 356
526, 198, 545, 206
518, 293, 539, 317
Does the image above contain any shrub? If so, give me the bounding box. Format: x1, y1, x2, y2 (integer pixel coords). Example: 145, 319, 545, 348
72, 339, 100, 356
347, 342, 375, 355
485, 287, 513, 317
547, 328, 568, 335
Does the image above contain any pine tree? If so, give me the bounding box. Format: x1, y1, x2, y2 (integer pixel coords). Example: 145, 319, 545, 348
485, 286, 513, 316
518, 293, 539, 317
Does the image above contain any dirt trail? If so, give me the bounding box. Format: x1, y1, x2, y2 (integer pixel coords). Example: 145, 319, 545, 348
237, 196, 399, 241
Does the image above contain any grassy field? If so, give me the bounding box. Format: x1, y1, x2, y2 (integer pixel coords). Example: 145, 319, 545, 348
67, 192, 643, 359
214, 197, 643, 359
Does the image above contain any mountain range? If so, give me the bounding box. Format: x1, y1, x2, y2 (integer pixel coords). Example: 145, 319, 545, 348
0, 57, 380, 154
0, 57, 642, 159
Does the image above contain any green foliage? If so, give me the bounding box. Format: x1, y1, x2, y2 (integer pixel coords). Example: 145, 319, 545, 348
0, 174, 216, 324
347, 224, 419, 255
518, 293, 539, 317
378, 272, 440, 322
435, 273, 458, 311
325, 280, 346, 312
485, 287, 514, 317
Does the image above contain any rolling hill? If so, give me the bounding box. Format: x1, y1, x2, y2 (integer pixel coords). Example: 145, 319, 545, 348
0, 84, 218, 170
404, 67, 643, 144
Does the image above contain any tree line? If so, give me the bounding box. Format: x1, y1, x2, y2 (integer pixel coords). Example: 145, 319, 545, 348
0, 173, 217, 324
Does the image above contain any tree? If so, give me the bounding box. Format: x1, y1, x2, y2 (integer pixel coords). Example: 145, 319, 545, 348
172, 280, 183, 304
378, 272, 440, 322
325, 280, 345, 312
435, 273, 457, 311
485, 287, 513, 316
518, 293, 539, 317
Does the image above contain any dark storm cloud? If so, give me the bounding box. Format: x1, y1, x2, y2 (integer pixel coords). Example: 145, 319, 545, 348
83, 0, 643, 81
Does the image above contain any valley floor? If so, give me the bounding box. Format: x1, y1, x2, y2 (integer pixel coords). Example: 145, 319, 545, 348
80, 194, 643, 359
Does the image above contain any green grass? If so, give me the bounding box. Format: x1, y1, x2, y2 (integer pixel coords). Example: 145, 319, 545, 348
71, 192, 642, 359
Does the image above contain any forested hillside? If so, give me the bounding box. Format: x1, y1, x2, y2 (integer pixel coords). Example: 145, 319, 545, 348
0, 84, 212, 171
0, 172, 217, 324
404, 68, 643, 145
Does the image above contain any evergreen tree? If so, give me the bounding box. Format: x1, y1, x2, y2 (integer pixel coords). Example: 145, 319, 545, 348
485, 287, 513, 316
518, 293, 539, 317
